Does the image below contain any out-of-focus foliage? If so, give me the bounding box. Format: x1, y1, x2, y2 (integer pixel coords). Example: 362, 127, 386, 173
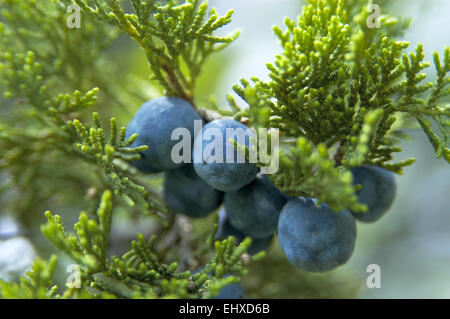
68, 0, 238, 106
0, 0, 254, 299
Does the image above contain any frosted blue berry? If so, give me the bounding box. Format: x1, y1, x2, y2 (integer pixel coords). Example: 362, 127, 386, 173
224, 174, 288, 238
164, 164, 223, 218
350, 165, 396, 222
126, 97, 201, 172
193, 119, 258, 192
278, 197, 356, 272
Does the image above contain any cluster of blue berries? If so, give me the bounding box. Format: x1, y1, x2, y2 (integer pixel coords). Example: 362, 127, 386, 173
126, 97, 397, 283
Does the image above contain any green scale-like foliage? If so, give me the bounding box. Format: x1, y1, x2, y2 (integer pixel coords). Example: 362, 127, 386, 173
1, 190, 259, 298
69, 0, 238, 105
0, 50, 155, 214
229, 0, 449, 211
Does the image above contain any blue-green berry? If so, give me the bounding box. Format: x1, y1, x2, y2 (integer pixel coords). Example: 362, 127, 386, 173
164, 164, 223, 218
126, 97, 201, 172
224, 174, 288, 238
350, 165, 396, 222
193, 119, 258, 192
278, 197, 356, 272
214, 279, 245, 299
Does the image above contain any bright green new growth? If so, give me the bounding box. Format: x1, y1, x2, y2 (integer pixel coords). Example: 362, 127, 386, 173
1, 190, 257, 298
0, 0, 448, 299
69, 0, 238, 105
229, 0, 449, 211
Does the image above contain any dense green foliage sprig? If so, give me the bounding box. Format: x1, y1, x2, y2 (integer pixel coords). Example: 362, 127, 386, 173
1, 190, 257, 298
0, 0, 133, 221
229, 0, 449, 211
68, 113, 157, 211
0, 0, 119, 93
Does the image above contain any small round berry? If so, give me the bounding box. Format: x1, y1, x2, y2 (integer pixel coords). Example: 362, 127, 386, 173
278, 197, 356, 272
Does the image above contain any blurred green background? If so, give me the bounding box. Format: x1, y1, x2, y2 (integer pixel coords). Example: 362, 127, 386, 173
1, 0, 449, 298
